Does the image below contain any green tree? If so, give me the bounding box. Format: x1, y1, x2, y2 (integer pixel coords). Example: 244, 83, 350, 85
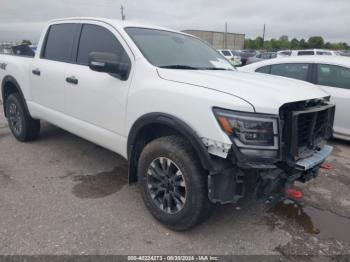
255, 36, 264, 49
299, 38, 309, 49
270, 38, 281, 50
279, 39, 290, 49
308, 36, 324, 48
264, 40, 272, 50
324, 42, 332, 49
21, 39, 32, 45
290, 38, 299, 49
339, 42, 349, 50
243, 36, 349, 51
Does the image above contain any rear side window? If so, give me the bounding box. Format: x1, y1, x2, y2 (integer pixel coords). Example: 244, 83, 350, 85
42, 24, 78, 62
297, 51, 314, 56
77, 24, 130, 66
270, 63, 310, 81
316, 64, 350, 89
255, 66, 270, 74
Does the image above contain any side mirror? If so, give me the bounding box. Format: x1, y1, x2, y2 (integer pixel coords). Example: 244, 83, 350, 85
88, 52, 130, 80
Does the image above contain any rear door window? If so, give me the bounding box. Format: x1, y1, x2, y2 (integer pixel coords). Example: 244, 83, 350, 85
270, 63, 310, 81
316, 64, 350, 89
76, 24, 130, 66
255, 66, 270, 74
42, 24, 79, 63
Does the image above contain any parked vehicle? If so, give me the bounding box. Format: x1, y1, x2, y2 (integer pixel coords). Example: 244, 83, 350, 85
339, 51, 350, 57
237, 49, 257, 65
217, 49, 241, 66
290, 49, 340, 56
0, 47, 13, 54
11, 44, 35, 57
0, 18, 335, 230
230, 50, 243, 66
246, 52, 277, 64
239, 56, 350, 140
277, 50, 292, 57
29, 45, 37, 53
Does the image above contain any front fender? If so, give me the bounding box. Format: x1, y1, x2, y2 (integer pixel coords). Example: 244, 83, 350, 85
127, 112, 219, 183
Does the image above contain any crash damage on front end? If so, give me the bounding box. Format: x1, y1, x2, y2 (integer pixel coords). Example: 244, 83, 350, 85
206, 98, 335, 207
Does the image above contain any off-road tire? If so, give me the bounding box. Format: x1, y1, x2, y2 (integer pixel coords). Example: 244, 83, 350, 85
137, 135, 213, 231
5, 93, 40, 142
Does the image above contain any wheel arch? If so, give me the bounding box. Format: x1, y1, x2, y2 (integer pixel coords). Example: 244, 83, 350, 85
1, 75, 28, 117
127, 113, 216, 183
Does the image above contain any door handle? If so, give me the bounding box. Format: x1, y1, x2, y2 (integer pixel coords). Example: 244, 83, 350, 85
32, 69, 41, 76
66, 76, 78, 85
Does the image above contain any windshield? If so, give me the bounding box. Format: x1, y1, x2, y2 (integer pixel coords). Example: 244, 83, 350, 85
125, 27, 234, 70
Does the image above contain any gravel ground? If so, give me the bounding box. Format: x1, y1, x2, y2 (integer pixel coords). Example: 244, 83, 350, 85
0, 101, 350, 257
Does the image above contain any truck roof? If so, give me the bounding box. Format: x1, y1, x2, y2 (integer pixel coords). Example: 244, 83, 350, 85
48, 17, 187, 35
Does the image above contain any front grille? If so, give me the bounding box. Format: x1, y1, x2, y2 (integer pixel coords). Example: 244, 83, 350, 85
297, 109, 329, 148
280, 101, 335, 160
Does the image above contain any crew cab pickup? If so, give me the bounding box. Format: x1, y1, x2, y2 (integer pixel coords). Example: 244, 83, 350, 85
0, 18, 335, 230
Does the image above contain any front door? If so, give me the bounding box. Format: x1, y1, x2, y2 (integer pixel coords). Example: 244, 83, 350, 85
63, 22, 133, 136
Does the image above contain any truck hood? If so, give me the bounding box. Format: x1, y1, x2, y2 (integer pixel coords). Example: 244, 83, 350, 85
157, 69, 329, 114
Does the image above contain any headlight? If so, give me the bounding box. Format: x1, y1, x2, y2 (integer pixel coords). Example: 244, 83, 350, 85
213, 108, 279, 150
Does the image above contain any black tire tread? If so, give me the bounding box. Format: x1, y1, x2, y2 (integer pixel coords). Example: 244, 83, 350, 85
5, 93, 40, 142
138, 135, 213, 231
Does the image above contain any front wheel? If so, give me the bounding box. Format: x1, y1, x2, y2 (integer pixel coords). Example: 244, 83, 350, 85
137, 136, 213, 231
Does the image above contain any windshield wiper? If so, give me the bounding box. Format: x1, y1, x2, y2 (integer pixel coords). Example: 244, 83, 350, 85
201, 67, 232, 70
159, 65, 199, 70
159, 65, 233, 71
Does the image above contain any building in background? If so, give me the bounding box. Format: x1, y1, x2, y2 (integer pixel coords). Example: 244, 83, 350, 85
182, 30, 245, 50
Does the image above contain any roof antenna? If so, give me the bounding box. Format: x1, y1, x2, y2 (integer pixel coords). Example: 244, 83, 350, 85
121, 5, 126, 21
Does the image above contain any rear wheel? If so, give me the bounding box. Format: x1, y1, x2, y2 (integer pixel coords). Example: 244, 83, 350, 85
137, 136, 213, 231
5, 93, 40, 142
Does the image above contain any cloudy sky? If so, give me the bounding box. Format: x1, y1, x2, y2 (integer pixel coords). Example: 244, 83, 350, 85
0, 0, 349, 44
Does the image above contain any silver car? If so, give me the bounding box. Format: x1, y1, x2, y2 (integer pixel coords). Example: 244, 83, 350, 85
246, 52, 277, 65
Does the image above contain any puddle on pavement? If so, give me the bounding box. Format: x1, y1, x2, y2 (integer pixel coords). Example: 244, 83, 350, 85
72, 167, 127, 199
271, 201, 350, 242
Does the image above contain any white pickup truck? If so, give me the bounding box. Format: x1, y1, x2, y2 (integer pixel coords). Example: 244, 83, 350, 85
0, 17, 335, 230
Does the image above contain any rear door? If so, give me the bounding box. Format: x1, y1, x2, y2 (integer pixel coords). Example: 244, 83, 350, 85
30, 23, 80, 112
314, 64, 350, 137
63, 22, 132, 135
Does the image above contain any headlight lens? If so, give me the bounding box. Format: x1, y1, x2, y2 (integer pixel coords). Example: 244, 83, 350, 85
213, 108, 279, 149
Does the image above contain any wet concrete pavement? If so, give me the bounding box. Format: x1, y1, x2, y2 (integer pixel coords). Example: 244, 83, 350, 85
0, 103, 350, 256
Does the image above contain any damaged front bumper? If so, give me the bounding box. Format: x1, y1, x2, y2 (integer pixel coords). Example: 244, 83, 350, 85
207, 145, 333, 205
295, 145, 333, 171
